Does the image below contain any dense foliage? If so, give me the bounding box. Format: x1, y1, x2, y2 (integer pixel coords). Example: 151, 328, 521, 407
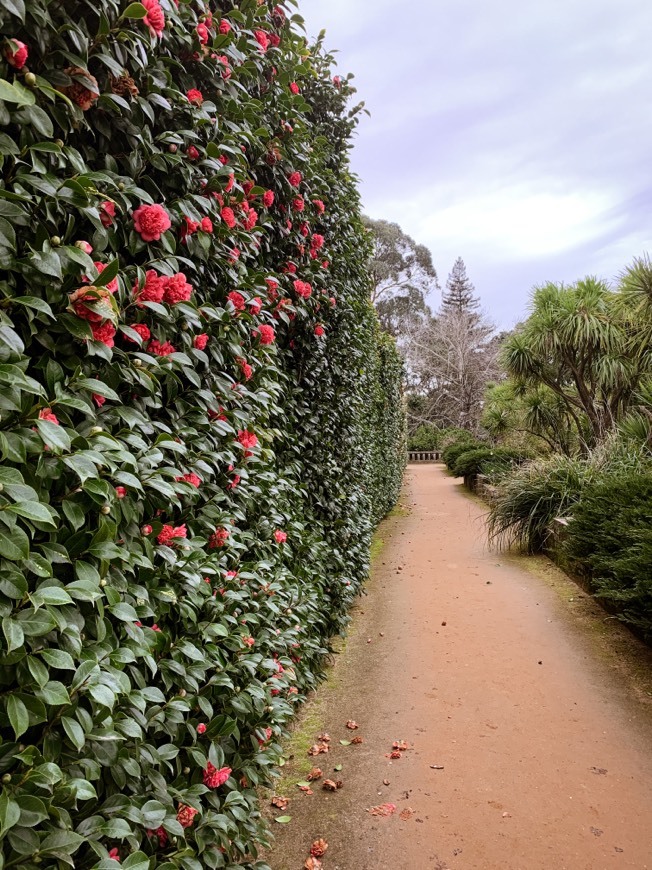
450, 446, 527, 481
0, 2, 405, 868
441, 435, 482, 471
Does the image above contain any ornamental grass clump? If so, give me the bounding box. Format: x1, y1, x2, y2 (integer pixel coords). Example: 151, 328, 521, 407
0, 2, 405, 867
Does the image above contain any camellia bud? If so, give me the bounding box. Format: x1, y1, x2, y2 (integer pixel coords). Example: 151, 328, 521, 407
141, 524, 153, 536
183, 766, 190, 774
100, 578, 108, 587
50, 236, 61, 247
168, 144, 178, 153
54, 139, 64, 148
179, 689, 187, 697
100, 505, 111, 515
24, 72, 36, 86
134, 359, 143, 367
2, 774, 11, 783
118, 182, 125, 190
89, 426, 103, 435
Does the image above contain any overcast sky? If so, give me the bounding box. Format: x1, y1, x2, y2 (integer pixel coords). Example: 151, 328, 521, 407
298, 0, 652, 328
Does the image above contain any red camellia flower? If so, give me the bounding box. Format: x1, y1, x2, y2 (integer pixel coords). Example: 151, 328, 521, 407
92, 393, 105, 407
257, 324, 275, 345
100, 201, 116, 228
157, 524, 187, 546
292, 196, 305, 212
141, 524, 153, 536
177, 804, 199, 829
218, 55, 232, 79
175, 472, 201, 488
187, 88, 204, 106
237, 430, 258, 449
200, 216, 213, 233
196, 723, 207, 734
221, 206, 236, 228
187, 145, 200, 161
238, 358, 253, 381
142, 0, 165, 37
244, 208, 258, 230
289, 82, 299, 95
249, 297, 263, 315
227, 291, 246, 311
333, 75, 342, 88
311, 233, 325, 250
5, 39, 28, 70
314, 324, 325, 337
193, 333, 209, 350
293, 279, 312, 299
115, 486, 127, 499
76, 240, 93, 254
263, 190, 274, 208
288, 171, 302, 188
133, 204, 171, 242
149, 339, 176, 356
39, 408, 59, 425
163, 272, 193, 305
90, 321, 116, 347
229, 247, 241, 261
274, 529, 287, 543
203, 762, 231, 788
180, 216, 200, 241
85, 262, 119, 294
254, 29, 270, 51
108, 847, 120, 862
133, 270, 165, 305
242, 636, 255, 648
269, 32, 281, 48
219, 19, 231, 34
60, 66, 99, 110
126, 323, 151, 343
208, 526, 229, 549
196, 22, 209, 44
227, 474, 240, 490
313, 199, 325, 213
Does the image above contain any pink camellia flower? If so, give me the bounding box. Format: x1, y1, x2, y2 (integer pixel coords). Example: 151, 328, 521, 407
76, 240, 93, 254
177, 804, 199, 829
141, 524, 153, 536
254, 29, 270, 52
196, 22, 209, 44
293, 279, 312, 299
92, 393, 106, 407
163, 272, 193, 305
257, 726, 273, 747
227, 290, 246, 311
289, 82, 299, 95
274, 529, 287, 544
85, 262, 119, 294
269, 32, 281, 48
149, 339, 176, 356
203, 762, 231, 788
187, 88, 204, 106
176, 472, 201, 488
187, 145, 200, 161
208, 526, 229, 549
333, 75, 342, 88
125, 323, 151, 343
329, 296, 337, 307
108, 847, 120, 862
237, 430, 258, 450
313, 199, 325, 214
229, 247, 240, 261
133, 270, 165, 305
142, 0, 165, 37
133, 204, 171, 242
244, 208, 258, 230
219, 19, 231, 34
193, 333, 209, 350
200, 216, 213, 233
157, 524, 187, 546
314, 324, 325, 337
39, 408, 59, 425
238, 358, 253, 381
221, 207, 236, 228
151, 624, 161, 632
288, 171, 302, 188
242, 636, 255, 648
263, 190, 274, 208
257, 324, 275, 345
115, 486, 127, 499
5, 39, 28, 70
265, 278, 279, 295
180, 216, 200, 242
227, 474, 240, 490
311, 233, 325, 250
249, 297, 263, 316
292, 196, 304, 212
196, 722, 207, 734
91, 321, 116, 348
217, 55, 232, 79
100, 201, 116, 228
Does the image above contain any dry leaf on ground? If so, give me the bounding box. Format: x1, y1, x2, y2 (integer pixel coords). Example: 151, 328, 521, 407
346, 720, 359, 730
271, 796, 289, 810
308, 742, 329, 756
316, 733, 331, 743
322, 778, 343, 791
307, 767, 323, 781
368, 802, 397, 817
400, 808, 415, 821
304, 858, 323, 870
351, 736, 363, 744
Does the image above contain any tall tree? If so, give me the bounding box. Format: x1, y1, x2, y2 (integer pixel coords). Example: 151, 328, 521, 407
442, 257, 479, 314
364, 216, 440, 305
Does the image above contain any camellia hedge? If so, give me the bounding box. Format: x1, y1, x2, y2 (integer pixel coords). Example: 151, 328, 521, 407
0, 2, 405, 868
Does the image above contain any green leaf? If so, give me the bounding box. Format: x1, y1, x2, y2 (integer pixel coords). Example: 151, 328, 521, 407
121, 2, 148, 18
17, 609, 56, 637
7, 695, 29, 738
275, 815, 292, 823
0, 525, 29, 560
40, 829, 84, 863
63, 454, 99, 483
92, 258, 119, 288
37, 681, 71, 706
6, 501, 57, 526
75, 378, 120, 401
108, 602, 138, 621
2, 617, 24, 653
31, 586, 73, 607
0, 79, 35, 106
17, 795, 49, 827
35, 419, 71, 453
62, 716, 86, 751
40, 648, 75, 670
0, 791, 21, 837
12, 296, 54, 317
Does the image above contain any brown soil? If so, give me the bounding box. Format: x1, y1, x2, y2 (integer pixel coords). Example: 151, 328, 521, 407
265, 465, 652, 870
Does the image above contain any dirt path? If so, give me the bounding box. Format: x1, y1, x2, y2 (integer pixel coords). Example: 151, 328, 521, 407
266, 465, 652, 870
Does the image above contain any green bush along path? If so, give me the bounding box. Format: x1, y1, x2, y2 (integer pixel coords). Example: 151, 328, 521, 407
268, 464, 652, 870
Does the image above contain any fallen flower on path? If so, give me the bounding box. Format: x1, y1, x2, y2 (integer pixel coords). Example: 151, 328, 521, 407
351, 736, 364, 744
392, 740, 410, 751
308, 743, 329, 756
316, 733, 331, 743
271, 796, 289, 810
388, 750, 402, 759
297, 785, 314, 794
304, 859, 323, 870
346, 720, 359, 730
400, 808, 415, 821
307, 767, 323, 781
368, 802, 397, 817
310, 839, 328, 857
322, 779, 343, 791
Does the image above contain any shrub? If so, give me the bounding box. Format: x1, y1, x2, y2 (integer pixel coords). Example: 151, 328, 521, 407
564, 473, 652, 640
451, 447, 526, 479
408, 424, 440, 451
442, 436, 482, 470
0, 3, 404, 869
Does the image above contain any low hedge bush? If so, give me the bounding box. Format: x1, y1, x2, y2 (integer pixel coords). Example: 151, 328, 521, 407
451, 447, 527, 479
0, 2, 405, 868
442, 437, 482, 471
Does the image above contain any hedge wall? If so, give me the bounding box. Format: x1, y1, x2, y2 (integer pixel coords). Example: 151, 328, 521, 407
0, 2, 405, 869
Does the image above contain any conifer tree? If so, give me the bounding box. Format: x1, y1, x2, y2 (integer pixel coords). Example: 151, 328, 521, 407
442, 257, 479, 313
